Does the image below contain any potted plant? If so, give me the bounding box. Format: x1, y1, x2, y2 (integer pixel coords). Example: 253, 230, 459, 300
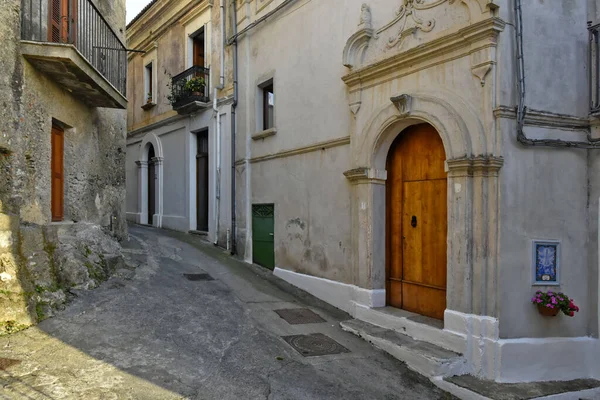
146, 92, 153, 103
184, 76, 205, 96
531, 290, 579, 317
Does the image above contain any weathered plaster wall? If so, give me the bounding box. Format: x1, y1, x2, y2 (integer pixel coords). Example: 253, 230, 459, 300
251, 147, 353, 283
235, 0, 355, 275
496, 0, 596, 338
0, 0, 126, 332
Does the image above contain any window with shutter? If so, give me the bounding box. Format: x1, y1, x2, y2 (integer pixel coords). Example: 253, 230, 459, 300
48, 0, 73, 43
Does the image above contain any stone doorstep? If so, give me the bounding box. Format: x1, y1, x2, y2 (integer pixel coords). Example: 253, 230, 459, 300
340, 319, 467, 378
354, 305, 466, 354
342, 318, 600, 400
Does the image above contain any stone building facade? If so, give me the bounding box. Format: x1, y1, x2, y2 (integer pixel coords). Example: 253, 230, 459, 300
230, 0, 600, 383
0, 0, 127, 332
125, 0, 233, 246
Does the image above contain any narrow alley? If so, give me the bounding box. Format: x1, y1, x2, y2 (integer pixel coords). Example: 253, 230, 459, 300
0, 225, 449, 399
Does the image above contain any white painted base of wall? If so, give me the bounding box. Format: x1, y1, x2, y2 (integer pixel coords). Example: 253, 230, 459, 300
273, 267, 600, 383
272, 267, 385, 315
161, 215, 188, 232
445, 309, 600, 383
126, 212, 140, 223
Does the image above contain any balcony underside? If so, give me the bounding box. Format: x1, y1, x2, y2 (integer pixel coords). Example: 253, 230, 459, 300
21, 41, 127, 109
173, 97, 211, 115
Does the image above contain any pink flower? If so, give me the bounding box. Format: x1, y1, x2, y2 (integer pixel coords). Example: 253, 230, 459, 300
531, 297, 536, 302
546, 304, 554, 308
551, 297, 557, 304
569, 311, 575, 317
536, 299, 542, 303
548, 291, 553, 295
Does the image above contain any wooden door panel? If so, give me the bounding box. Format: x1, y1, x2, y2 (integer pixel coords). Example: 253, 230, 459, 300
402, 180, 447, 288
386, 123, 447, 320
401, 282, 446, 320
51, 125, 64, 221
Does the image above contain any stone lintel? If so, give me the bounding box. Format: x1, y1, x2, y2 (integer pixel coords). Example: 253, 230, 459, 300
135, 160, 148, 167
446, 156, 504, 177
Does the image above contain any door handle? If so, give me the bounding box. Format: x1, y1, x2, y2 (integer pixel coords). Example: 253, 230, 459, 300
411, 215, 417, 228
269, 233, 274, 236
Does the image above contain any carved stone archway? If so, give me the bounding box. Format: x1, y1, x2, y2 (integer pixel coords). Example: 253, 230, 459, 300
136, 133, 164, 227
345, 92, 503, 322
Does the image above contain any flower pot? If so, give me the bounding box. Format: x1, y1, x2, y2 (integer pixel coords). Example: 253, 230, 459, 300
537, 304, 560, 317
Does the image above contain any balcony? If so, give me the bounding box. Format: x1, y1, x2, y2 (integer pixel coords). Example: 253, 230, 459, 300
20, 0, 127, 109
171, 66, 210, 115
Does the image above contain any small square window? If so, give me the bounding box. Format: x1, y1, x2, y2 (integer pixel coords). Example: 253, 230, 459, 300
262, 82, 274, 130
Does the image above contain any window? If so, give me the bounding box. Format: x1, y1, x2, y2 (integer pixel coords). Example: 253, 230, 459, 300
145, 62, 153, 103
262, 82, 274, 130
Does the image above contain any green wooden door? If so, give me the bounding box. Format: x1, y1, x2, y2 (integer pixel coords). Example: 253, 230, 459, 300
252, 204, 275, 270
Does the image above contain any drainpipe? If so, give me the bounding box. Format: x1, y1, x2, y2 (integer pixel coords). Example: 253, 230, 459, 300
226, 0, 296, 255
514, 0, 600, 148
231, 0, 238, 255
213, 89, 221, 245
219, 0, 225, 88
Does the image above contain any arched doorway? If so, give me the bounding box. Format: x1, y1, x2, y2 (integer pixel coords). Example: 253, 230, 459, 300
385, 123, 447, 320
147, 144, 156, 226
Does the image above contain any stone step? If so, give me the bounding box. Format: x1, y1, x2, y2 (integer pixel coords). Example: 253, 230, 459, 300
341, 319, 467, 378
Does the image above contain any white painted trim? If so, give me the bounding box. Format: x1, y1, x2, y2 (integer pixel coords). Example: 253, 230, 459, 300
126, 212, 140, 222
444, 309, 600, 383
272, 269, 600, 383
162, 215, 190, 232
495, 336, 599, 383
272, 267, 385, 314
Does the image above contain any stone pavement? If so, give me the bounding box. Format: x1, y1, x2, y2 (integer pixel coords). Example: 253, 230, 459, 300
0, 224, 452, 399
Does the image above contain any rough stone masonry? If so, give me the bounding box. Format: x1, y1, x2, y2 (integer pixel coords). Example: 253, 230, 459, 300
0, 0, 127, 334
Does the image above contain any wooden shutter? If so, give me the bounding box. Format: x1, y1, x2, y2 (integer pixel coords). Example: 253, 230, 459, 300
48, 0, 72, 43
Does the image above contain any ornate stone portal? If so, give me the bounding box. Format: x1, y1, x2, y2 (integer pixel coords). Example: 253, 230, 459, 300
341, 0, 506, 381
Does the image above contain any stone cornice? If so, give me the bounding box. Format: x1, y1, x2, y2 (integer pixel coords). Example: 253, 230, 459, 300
493, 106, 590, 132
446, 156, 504, 177
342, 17, 505, 89
127, 0, 210, 50
343, 168, 387, 185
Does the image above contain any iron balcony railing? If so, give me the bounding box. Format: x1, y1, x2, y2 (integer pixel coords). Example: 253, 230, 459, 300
590, 22, 600, 113
20, 0, 127, 97
171, 66, 210, 108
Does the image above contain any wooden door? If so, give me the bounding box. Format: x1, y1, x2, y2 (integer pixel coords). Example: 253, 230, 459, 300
193, 34, 205, 68
196, 131, 209, 231
51, 124, 64, 222
252, 204, 275, 270
386, 124, 447, 320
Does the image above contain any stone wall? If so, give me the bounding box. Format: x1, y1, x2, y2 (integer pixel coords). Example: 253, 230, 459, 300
0, 0, 127, 334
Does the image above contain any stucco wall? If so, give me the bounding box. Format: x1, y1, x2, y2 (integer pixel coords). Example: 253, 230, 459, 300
495, 0, 597, 338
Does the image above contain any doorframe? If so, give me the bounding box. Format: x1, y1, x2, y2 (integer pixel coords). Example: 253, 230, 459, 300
136, 132, 163, 227
344, 92, 503, 324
